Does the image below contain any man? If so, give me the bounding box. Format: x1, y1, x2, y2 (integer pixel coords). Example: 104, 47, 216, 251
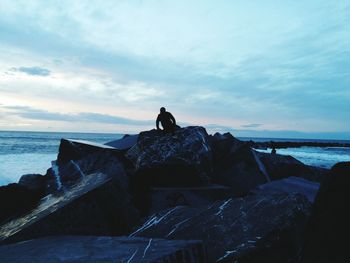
156, 107, 176, 133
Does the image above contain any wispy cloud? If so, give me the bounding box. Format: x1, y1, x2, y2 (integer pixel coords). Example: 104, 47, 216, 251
2, 105, 153, 126
241, 124, 263, 129
10, 66, 51, 76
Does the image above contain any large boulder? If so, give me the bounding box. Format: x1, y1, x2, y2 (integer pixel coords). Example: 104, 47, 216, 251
300, 162, 350, 263
150, 185, 232, 214
206, 132, 269, 196
0, 173, 139, 244
131, 193, 311, 262
56, 139, 119, 165
46, 139, 131, 193
126, 126, 213, 187
250, 176, 320, 203
256, 151, 328, 182
209, 132, 245, 165
213, 145, 269, 196
0, 236, 207, 263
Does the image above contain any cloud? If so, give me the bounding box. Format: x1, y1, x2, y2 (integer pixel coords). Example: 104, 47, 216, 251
241, 124, 263, 128
10, 66, 51, 76
204, 124, 235, 132
78, 112, 154, 125
2, 105, 153, 126
0, 1, 350, 135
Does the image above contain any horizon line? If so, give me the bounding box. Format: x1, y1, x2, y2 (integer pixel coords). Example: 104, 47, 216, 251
1, 128, 350, 141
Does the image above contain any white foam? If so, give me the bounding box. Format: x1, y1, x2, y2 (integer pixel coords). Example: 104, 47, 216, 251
255, 147, 350, 169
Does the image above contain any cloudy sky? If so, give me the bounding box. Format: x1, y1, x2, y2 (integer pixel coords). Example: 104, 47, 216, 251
0, 0, 349, 138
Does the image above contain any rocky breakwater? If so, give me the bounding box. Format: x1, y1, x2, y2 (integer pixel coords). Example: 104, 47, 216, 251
0, 126, 342, 262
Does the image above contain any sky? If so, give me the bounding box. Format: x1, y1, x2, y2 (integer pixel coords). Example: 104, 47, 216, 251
0, 0, 350, 139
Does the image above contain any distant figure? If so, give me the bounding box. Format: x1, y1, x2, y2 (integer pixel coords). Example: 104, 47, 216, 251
271, 147, 277, 155
156, 107, 176, 133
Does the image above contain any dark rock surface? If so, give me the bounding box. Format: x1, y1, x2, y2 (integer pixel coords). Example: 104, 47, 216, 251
126, 127, 214, 215
132, 193, 311, 262
251, 176, 320, 203
300, 162, 350, 263
0, 173, 139, 244
209, 132, 245, 165
46, 139, 131, 193
56, 139, 119, 165
126, 126, 213, 187
213, 145, 269, 196
207, 132, 271, 196
150, 185, 232, 214
105, 134, 139, 150
18, 174, 46, 194
0, 183, 43, 224
0, 236, 207, 263
256, 151, 327, 182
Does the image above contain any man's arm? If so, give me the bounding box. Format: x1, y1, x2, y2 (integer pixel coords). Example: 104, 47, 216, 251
156, 115, 160, 130
169, 113, 176, 125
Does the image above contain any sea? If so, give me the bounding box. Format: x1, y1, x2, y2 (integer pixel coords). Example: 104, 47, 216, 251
1, 131, 350, 186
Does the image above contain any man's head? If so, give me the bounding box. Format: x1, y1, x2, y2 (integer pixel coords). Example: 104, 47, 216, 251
160, 107, 166, 113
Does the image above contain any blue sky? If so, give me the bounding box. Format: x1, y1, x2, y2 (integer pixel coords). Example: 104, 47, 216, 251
0, 0, 349, 138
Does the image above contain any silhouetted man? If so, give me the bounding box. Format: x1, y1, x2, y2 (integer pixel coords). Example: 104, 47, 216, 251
156, 107, 176, 133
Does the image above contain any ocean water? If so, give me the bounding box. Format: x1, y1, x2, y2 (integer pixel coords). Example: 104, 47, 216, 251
0, 131, 122, 186
0, 131, 349, 186
255, 147, 350, 169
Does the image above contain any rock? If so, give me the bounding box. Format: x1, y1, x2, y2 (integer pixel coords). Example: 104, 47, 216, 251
126, 126, 213, 215
0, 173, 139, 244
0, 236, 207, 263
56, 139, 119, 165
131, 193, 311, 262
299, 162, 350, 263
209, 132, 245, 164
46, 139, 131, 193
250, 176, 320, 203
150, 185, 232, 214
105, 134, 139, 150
0, 183, 43, 224
206, 132, 269, 196
48, 160, 84, 189
18, 174, 46, 194
126, 126, 213, 187
214, 145, 269, 196
256, 151, 327, 182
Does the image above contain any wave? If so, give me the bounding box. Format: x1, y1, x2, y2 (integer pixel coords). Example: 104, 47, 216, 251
256, 146, 350, 169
